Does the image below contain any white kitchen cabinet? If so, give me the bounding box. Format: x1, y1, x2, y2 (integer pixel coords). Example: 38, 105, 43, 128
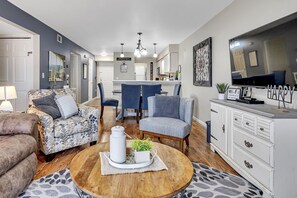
210, 99, 297, 198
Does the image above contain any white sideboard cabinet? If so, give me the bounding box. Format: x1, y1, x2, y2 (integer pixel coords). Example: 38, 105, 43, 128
210, 99, 297, 198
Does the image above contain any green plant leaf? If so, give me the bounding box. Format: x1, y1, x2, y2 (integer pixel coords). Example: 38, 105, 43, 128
131, 138, 153, 152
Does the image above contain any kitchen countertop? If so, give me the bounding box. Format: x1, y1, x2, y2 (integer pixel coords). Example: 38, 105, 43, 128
113, 80, 181, 84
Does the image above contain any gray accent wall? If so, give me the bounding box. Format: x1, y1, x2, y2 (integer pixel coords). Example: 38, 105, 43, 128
0, 0, 94, 103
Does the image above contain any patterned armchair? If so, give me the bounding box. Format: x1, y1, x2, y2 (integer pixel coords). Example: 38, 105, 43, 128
27, 89, 99, 161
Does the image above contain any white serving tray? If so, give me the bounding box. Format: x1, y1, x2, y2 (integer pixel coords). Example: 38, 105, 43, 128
103, 151, 157, 169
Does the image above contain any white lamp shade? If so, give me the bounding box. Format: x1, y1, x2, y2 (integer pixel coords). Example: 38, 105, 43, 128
0, 86, 17, 100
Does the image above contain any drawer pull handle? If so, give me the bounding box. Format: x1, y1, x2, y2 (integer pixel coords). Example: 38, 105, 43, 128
234, 118, 238, 121
260, 127, 264, 131
211, 109, 218, 113
244, 160, 253, 169
244, 140, 253, 148
246, 122, 250, 126
222, 125, 225, 133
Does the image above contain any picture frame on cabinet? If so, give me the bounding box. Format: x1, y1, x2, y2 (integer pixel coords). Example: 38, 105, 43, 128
193, 37, 212, 87
227, 88, 241, 100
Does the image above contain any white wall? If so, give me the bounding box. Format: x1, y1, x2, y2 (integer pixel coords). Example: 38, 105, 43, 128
113, 52, 135, 80
179, 0, 297, 121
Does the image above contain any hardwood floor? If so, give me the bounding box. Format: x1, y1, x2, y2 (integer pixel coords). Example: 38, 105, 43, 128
34, 98, 238, 180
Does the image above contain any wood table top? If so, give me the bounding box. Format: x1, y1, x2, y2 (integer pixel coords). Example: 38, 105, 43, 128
70, 141, 194, 198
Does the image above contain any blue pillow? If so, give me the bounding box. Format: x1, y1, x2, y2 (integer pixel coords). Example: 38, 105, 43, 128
32, 93, 61, 119
153, 95, 180, 119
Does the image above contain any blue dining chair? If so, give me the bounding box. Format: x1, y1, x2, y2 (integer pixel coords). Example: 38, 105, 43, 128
141, 84, 161, 117
98, 82, 119, 119
173, 84, 181, 96
121, 84, 141, 123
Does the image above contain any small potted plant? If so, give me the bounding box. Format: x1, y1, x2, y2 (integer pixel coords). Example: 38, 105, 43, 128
131, 138, 153, 163
216, 83, 229, 100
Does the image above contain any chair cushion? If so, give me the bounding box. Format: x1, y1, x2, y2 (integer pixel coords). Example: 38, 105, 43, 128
54, 116, 90, 138
153, 95, 180, 119
139, 117, 191, 138
0, 135, 37, 176
102, 98, 118, 106
32, 93, 61, 119
55, 94, 78, 119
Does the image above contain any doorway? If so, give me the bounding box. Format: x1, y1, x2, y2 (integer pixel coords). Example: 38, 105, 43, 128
0, 18, 40, 112
97, 61, 114, 99
70, 52, 82, 103
135, 63, 147, 80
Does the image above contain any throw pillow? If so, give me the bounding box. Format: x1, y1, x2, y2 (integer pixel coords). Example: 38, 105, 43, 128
153, 95, 180, 119
55, 94, 78, 119
32, 93, 61, 119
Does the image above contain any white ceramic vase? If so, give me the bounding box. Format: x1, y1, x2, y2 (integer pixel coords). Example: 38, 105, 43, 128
110, 126, 126, 163
218, 93, 225, 100
134, 150, 150, 163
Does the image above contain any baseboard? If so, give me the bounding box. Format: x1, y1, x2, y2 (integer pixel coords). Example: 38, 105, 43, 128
192, 116, 207, 128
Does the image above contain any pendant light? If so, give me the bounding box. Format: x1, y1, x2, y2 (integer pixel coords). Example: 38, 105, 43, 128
134, 32, 147, 58
153, 43, 158, 58
120, 43, 125, 58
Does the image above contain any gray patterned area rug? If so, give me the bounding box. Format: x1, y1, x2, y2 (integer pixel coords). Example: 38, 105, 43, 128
18, 162, 262, 198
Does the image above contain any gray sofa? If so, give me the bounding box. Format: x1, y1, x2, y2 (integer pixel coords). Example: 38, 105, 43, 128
139, 96, 194, 152
0, 113, 39, 198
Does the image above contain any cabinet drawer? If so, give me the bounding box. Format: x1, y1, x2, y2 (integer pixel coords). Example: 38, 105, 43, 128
233, 111, 242, 127
257, 118, 272, 141
242, 115, 256, 133
234, 129, 273, 166
233, 144, 273, 190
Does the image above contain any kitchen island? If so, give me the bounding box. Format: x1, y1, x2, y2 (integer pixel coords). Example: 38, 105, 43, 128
113, 80, 181, 96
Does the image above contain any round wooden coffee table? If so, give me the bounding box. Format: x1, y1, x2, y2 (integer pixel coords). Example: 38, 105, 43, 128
70, 141, 193, 198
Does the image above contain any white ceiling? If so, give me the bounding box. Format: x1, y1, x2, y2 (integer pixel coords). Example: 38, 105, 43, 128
8, 0, 233, 56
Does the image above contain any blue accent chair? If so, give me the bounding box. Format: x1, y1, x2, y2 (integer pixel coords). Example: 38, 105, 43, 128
141, 84, 161, 117
139, 96, 194, 152
121, 84, 141, 123
98, 82, 119, 119
173, 84, 181, 96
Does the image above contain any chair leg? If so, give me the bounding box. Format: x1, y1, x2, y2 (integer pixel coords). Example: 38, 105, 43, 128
45, 154, 54, 162
140, 109, 143, 119
115, 106, 118, 117
100, 106, 104, 120
136, 109, 139, 124
185, 135, 190, 147
157, 137, 161, 142
121, 108, 124, 123
179, 139, 184, 152
140, 131, 144, 139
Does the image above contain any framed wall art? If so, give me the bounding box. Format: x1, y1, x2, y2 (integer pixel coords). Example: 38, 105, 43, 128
249, 50, 258, 67
48, 51, 65, 82
193, 37, 212, 87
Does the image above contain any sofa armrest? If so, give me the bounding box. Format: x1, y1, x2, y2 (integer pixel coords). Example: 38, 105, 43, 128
179, 98, 194, 126
27, 107, 55, 154
147, 96, 156, 117
78, 104, 99, 134
0, 113, 39, 135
